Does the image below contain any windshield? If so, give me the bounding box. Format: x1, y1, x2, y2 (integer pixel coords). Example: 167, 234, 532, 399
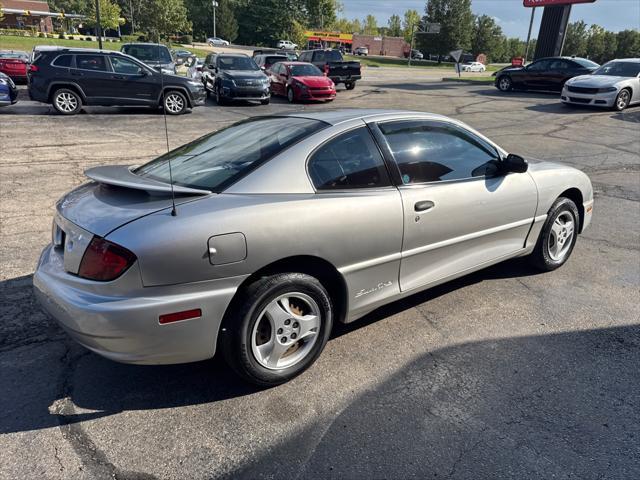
573, 58, 599, 69
218, 56, 259, 70
290, 64, 323, 76
122, 45, 172, 63
134, 117, 328, 191
593, 61, 640, 77
265, 56, 286, 65
0, 51, 28, 60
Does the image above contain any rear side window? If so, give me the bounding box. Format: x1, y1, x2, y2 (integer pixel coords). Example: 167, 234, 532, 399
52, 54, 73, 67
379, 121, 500, 184
308, 127, 391, 190
76, 55, 108, 71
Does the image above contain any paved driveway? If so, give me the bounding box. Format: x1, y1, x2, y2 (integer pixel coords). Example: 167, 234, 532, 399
1, 71, 639, 479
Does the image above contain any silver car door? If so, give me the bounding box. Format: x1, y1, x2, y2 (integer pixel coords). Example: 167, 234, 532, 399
376, 119, 538, 293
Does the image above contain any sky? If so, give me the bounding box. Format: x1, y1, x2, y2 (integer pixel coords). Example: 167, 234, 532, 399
340, 0, 640, 39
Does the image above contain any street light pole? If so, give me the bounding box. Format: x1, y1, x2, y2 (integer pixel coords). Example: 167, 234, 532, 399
95, 0, 103, 49
524, 7, 536, 63
212, 0, 218, 38
408, 23, 416, 66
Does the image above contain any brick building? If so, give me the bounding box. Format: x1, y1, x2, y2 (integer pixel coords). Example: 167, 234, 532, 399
352, 34, 410, 58
1, 0, 54, 33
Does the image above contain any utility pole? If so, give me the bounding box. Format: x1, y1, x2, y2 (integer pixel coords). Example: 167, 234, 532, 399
408, 23, 417, 66
129, 0, 134, 34
95, 0, 103, 49
524, 7, 536, 63
212, 0, 218, 38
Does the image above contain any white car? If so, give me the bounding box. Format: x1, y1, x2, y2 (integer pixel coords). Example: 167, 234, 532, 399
277, 40, 298, 50
462, 62, 486, 72
207, 37, 230, 47
562, 58, 640, 111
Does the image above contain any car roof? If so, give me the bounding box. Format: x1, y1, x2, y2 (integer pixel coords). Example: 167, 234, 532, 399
282, 109, 449, 126
121, 42, 169, 47
217, 53, 249, 58
607, 58, 640, 63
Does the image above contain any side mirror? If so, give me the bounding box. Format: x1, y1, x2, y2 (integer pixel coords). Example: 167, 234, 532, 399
502, 154, 528, 173
175, 58, 184, 66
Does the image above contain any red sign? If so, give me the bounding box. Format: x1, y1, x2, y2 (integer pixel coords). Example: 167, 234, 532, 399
511, 57, 525, 66
523, 0, 596, 7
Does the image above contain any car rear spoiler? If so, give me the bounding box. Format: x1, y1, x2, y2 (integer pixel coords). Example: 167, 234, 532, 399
85, 165, 211, 195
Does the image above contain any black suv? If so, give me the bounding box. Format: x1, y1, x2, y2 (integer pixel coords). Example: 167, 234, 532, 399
28, 48, 205, 115
202, 53, 270, 105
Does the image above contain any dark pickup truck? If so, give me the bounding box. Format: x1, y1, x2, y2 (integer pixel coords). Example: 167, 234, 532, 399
298, 49, 361, 90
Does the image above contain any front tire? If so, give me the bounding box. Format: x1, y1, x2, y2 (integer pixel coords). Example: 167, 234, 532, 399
287, 87, 295, 103
215, 84, 227, 105
52, 88, 82, 115
530, 197, 579, 271
614, 89, 630, 111
345, 82, 356, 90
220, 273, 333, 386
497, 76, 512, 92
163, 90, 188, 115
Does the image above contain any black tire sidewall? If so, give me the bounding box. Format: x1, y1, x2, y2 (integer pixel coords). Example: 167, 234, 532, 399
53, 88, 81, 115
533, 197, 580, 271
498, 76, 511, 92
287, 87, 294, 103
222, 273, 333, 386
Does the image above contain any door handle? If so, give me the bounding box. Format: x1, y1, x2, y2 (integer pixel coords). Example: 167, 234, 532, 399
112, 75, 125, 80
70, 71, 84, 76
414, 200, 435, 212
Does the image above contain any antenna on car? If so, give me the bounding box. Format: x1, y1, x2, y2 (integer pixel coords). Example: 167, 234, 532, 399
157, 37, 177, 216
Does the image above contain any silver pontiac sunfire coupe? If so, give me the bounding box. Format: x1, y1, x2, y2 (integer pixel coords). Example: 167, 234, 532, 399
35, 110, 594, 386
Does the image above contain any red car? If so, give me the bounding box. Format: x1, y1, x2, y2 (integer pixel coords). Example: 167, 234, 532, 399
268, 61, 336, 103
0, 50, 29, 82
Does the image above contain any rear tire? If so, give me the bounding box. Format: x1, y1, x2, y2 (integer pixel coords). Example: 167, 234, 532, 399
530, 197, 579, 271
345, 82, 355, 90
220, 273, 333, 387
52, 88, 82, 115
497, 76, 512, 92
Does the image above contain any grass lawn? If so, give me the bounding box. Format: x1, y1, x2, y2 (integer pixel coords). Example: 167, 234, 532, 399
346, 54, 501, 72
0, 35, 210, 58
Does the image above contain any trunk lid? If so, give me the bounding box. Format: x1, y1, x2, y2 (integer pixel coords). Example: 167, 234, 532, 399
57, 165, 210, 237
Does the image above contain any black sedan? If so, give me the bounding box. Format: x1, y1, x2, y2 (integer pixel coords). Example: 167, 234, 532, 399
495, 57, 599, 92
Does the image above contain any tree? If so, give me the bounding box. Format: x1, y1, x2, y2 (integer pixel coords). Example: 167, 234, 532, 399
387, 14, 402, 37
234, 0, 306, 47
48, 0, 91, 15
85, 0, 123, 31
137, 0, 189, 41
418, 0, 474, 59
563, 20, 588, 57
305, 0, 339, 29
615, 29, 640, 58
586, 24, 606, 63
402, 9, 421, 43
471, 14, 503, 62
362, 14, 377, 35
216, 0, 238, 42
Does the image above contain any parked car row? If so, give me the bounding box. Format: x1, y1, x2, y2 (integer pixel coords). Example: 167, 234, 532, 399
494, 56, 640, 111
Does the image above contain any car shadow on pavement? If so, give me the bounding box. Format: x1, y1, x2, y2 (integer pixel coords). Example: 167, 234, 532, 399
474, 88, 560, 100
610, 109, 640, 123
526, 103, 612, 115
231, 323, 640, 479
0, 258, 547, 436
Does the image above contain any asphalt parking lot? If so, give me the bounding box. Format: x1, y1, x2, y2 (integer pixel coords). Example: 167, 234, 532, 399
1, 69, 639, 480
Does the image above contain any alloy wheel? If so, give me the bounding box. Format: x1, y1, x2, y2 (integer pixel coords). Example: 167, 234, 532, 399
499, 77, 511, 91
616, 90, 630, 111
164, 93, 184, 114
55, 92, 78, 113
548, 211, 575, 262
251, 293, 321, 370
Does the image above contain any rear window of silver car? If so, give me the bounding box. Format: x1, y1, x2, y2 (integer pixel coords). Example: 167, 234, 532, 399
134, 117, 328, 192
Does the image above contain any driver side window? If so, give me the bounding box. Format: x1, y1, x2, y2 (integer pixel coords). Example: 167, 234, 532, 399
527, 60, 550, 71
379, 120, 501, 184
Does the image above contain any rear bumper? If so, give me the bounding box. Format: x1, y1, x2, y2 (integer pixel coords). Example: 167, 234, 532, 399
561, 87, 617, 107
34, 244, 246, 365
330, 74, 361, 83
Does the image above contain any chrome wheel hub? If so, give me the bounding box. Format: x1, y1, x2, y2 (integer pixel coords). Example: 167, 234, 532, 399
617, 91, 629, 109
548, 211, 574, 261
251, 293, 321, 370
55, 92, 78, 112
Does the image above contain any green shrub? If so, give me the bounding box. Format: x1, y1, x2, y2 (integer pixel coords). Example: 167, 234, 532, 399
58, 33, 65, 39
0, 28, 33, 37
177, 34, 192, 44
38, 32, 46, 38
86, 37, 93, 41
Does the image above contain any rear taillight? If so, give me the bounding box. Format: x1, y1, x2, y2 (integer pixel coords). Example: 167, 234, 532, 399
78, 237, 136, 281
29, 64, 39, 72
